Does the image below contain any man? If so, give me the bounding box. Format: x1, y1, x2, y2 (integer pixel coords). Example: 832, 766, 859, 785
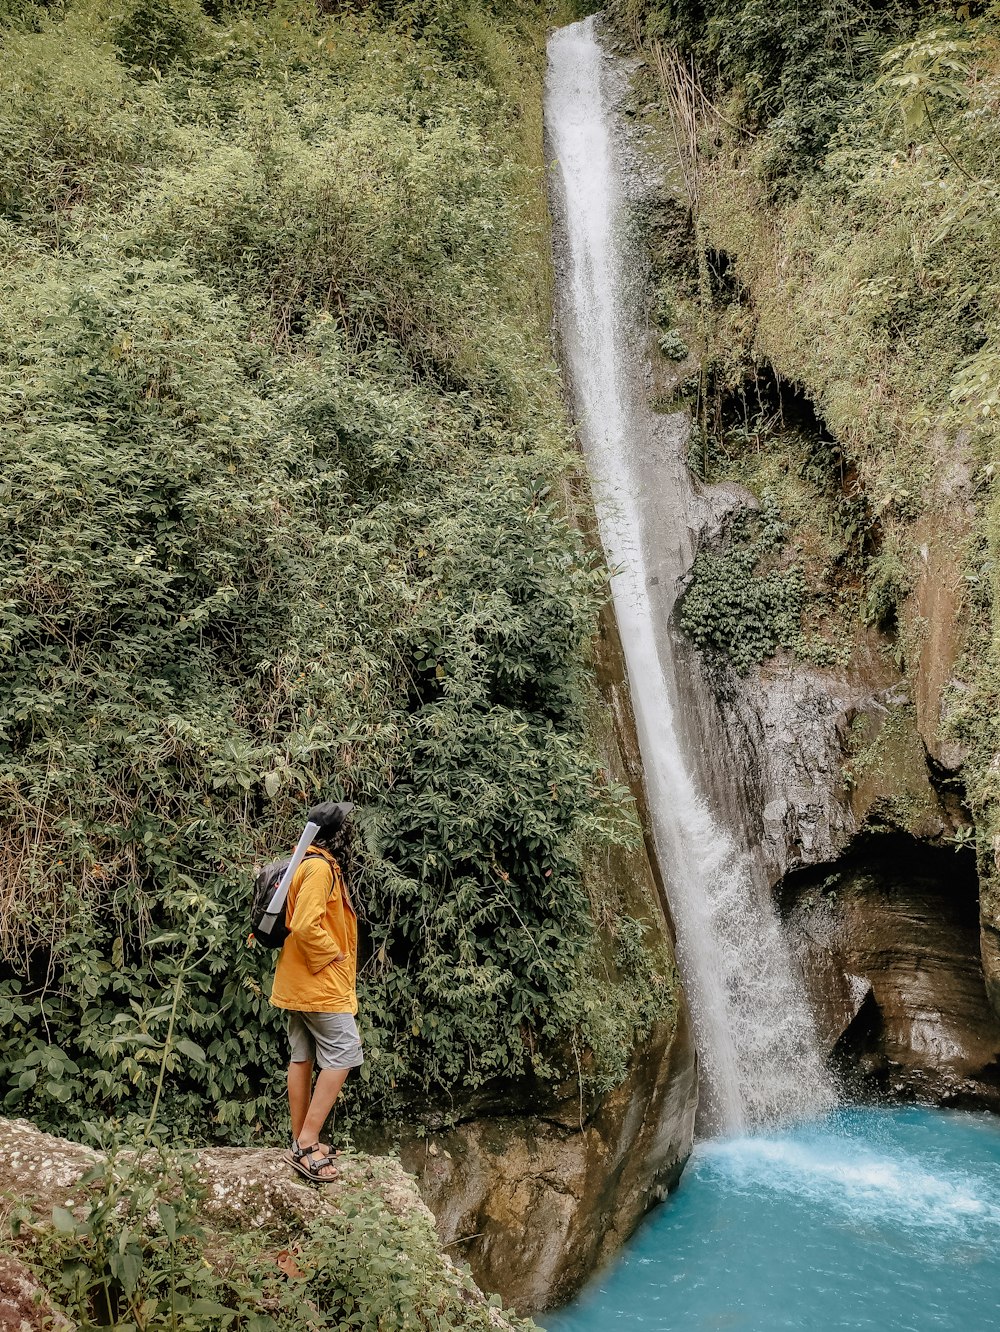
269, 800, 362, 1184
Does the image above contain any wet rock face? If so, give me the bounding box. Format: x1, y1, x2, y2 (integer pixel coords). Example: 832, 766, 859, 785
910, 515, 970, 776
982, 889, 1000, 1019
780, 837, 1000, 1109
395, 1005, 697, 1315
663, 475, 959, 889
680, 636, 959, 889
678, 567, 1000, 1110
684, 653, 874, 881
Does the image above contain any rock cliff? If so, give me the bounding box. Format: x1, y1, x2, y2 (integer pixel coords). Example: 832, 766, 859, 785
397, 1006, 695, 1316
600, 6, 1000, 1104
780, 837, 1000, 1108
679, 504, 1000, 1109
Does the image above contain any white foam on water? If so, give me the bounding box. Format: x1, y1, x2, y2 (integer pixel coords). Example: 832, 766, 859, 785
699, 1131, 1000, 1232
546, 17, 834, 1133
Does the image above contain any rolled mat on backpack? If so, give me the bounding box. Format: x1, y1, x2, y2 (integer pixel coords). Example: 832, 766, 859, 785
256, 819, 321, 938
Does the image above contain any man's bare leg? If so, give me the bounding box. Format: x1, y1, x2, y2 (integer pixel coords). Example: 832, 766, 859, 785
288, 1059, 313, 1143
296, 1068, 350, 1179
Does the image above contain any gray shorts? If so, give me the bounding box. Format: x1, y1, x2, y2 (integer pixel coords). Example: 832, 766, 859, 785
286, 1011, 364, 1071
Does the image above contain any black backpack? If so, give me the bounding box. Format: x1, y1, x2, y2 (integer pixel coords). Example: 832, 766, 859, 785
249, 852, 328, 949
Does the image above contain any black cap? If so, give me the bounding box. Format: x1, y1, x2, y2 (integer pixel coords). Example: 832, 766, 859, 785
306, 801, 354, 833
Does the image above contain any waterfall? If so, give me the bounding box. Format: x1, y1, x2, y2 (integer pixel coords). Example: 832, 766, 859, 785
545, 17, 835, 1133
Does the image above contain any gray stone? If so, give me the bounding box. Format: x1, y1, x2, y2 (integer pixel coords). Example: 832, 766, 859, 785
0, 1117, 528, 1332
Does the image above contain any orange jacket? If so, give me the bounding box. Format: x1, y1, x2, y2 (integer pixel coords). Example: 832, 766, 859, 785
269, 846, 358, 1014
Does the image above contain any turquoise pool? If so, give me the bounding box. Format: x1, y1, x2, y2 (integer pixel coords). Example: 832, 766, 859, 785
542, 1107, 1000, 1331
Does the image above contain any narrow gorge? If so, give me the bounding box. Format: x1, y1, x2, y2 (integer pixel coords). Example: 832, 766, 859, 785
4, 0, 1000, 1328
546, 16, 833, 1134
544, 9, 1000, 1132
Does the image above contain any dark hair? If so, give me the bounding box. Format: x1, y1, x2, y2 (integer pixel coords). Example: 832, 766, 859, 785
313, 818, 356, 896
313, 819, 349, 854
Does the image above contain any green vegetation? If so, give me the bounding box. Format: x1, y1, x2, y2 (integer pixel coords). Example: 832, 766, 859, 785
636, 190, 868, 675
12, 1141, 536, 1331
618, 1, 1000, 853
678, 502, 805, 674
0, 0, 673, 1144
842, 704, 940, 835
571, 912, 679, 1095
613, 0, 933, 179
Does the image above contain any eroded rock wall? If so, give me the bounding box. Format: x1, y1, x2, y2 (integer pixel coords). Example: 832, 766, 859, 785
650, 393, 995, 1110
676, 546, 1000, 1105
780, 837, 1000, 1108
688, 649, 962, 884
400, 1002, 695, 1313
602, 0, 1000, 1130
671, 478, 964, 886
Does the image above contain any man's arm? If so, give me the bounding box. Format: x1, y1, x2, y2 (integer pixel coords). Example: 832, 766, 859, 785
325, 865, 349, 962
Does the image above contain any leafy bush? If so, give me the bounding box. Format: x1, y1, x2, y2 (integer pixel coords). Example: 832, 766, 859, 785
21, 1147, 235, 1330
611, 0, 927, 173
678, 502, 805, 673
300, 1178, 530, 1332
658, 328, 689, 360
865, 539, 911, 633
16, 1143, 537, 1331
571, 914, 679, 1094
113, 0, 209, 71
0, 0, 664, 1141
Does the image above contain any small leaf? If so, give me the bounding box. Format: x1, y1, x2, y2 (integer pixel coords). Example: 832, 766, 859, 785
176, 1038, 206, 1065
157, 1202, 177, 1242
120, 1251, 141, 1296
51, 1206, 77, 1234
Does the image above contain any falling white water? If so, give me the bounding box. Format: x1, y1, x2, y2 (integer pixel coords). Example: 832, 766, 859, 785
545, 17, 835, 1133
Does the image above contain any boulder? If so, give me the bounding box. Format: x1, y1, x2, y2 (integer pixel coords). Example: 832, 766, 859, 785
0, 1253, 74, 1332
0, 1117, 528, 1332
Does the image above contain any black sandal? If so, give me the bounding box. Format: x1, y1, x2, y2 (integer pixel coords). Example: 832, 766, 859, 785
287, 1139, 339, 1185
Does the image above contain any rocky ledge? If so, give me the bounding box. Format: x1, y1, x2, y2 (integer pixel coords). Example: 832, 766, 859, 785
0, 1117, 530, 1332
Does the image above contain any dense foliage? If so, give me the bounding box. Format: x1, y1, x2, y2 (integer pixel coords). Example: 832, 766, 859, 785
623, 0, 1000, 930
0, 0, 657, 1140
678, 503, 805, 674
612, 0, 935, 176
14, 1143, 536, 1330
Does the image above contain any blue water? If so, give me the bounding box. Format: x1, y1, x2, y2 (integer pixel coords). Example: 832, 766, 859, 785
543, 1108, 1000, 1332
